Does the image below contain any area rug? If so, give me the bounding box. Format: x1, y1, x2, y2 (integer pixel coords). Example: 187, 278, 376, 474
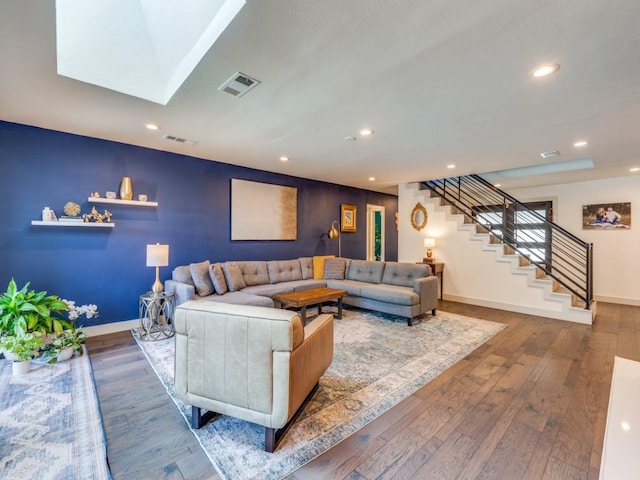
134, 308, 506, 480
0, 348, 111, 480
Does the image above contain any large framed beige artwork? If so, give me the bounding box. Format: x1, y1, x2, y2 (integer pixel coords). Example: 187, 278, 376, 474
231, 179, 297, 240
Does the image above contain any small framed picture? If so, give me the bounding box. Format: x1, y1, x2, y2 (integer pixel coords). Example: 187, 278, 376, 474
341, 204, 357, 232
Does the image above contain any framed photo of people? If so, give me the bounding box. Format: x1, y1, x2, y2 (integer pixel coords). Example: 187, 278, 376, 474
582, 202, 631, 230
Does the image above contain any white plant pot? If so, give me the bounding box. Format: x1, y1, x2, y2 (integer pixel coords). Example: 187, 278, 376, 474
3, 350, 19, 362
57, 348, 74, 362
12, 360, 30, 376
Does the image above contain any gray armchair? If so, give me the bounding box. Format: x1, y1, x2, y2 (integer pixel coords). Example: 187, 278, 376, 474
173, 300, 334, 452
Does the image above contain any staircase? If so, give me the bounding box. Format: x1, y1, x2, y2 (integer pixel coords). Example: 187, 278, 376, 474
420, 175, 595, 325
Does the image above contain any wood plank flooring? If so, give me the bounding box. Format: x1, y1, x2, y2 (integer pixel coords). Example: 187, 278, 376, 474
86, 301, 640, 479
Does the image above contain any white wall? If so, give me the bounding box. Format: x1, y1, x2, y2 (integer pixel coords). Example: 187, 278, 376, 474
508, 175, 640, 305
399, 176, 640, 308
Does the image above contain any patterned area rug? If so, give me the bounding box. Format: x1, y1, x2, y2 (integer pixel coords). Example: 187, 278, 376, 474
0, 347, 111, 479
134, 308, 506, 480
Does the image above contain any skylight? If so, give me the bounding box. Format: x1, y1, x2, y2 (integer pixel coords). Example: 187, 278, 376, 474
55, 0, 246, 105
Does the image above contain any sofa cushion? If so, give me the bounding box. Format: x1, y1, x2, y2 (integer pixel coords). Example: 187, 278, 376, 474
359, 284, 419, 306
236, 261, 270, 286
209, 262, 228, 295
299, 257, 314, 280
267, 259, 302, 283
346, 260, 385, 284
381, 262, 431, 288
190, 261, 215, 296
172, 265, 195, 286
312, 255, 335, 279
222, 262, 247, 292
324, 258, 347, 280
196, 291, 274, 308
324, 279, 365, 297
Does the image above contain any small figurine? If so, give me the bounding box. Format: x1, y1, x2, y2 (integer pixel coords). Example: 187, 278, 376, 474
90, 192, 101, 198
82, 207, 112, 223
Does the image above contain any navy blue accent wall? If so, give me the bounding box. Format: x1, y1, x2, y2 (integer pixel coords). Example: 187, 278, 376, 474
0, 121, 398, 325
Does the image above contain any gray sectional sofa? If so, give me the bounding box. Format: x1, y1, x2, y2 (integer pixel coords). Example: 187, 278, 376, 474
165, 257, 438, 325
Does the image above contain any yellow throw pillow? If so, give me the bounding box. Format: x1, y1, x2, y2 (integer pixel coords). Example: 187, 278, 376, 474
313, 255, 335, 279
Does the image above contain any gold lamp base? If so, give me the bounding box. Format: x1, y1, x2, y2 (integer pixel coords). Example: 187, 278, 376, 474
151, 266, 163, 294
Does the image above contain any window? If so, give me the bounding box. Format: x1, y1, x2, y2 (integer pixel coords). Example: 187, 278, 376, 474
475, 201, 552, 268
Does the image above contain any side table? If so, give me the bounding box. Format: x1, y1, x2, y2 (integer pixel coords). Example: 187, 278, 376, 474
138, 292, 175, 341
421, 261, 444, 300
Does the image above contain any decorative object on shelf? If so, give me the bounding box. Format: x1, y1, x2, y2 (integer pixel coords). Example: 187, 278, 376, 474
327, 220, 341, 257
410, 202, 428, 231
63, 201, 81, 217
106, 191, 116, 199
423, 238, 436, 263
341, 204, 357, 232
82, 206, 112, 223
146, 243, 169, 294
119, 176, 133, 200
41, 207, 57, 221
138, 194, 147, 202
90, 192, 101, 198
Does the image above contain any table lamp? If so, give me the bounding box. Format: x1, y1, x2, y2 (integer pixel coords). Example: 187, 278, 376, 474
423, 238, 436, 263
146, 243, 169, 294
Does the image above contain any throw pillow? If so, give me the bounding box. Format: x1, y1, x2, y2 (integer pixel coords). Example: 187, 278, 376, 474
313, 255, 335, 279
323, 258, 346, 280
209, 263, 228, 295
172, 265, 195, 286
190, 260, 215, 297
222, 262, 247, 292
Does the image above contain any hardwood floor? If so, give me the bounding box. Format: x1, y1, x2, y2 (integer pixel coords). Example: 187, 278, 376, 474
87, 301, 640, 479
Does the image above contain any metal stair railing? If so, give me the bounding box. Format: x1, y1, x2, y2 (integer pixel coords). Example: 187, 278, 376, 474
422, 174, 593, 308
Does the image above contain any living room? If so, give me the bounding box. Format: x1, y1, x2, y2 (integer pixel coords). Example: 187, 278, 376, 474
2, 1, 640, 479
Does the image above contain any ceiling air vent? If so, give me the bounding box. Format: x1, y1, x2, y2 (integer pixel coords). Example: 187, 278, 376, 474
164, 135, 198, 146
218, 72, 260, 97
540, 150, 560, 159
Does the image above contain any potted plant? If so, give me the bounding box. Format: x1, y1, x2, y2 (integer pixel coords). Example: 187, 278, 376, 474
0, 279, 71, 338
43, 326, 87, 363
0, 332, 44, 375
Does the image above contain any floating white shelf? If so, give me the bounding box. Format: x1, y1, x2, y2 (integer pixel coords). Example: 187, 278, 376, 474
31, 220, 114, 228
88, 197, 158, 207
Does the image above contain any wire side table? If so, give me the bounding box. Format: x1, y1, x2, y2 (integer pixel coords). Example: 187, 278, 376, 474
138, 292, 175, 341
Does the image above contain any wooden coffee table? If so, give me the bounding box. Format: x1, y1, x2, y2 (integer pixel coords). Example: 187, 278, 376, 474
274, 287, 347, 322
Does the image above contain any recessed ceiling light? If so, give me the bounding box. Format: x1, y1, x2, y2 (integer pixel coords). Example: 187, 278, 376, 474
494, 184, 502, 187
621, 421, 631, 432
368, 177, 375, 181
630, 167, 640, 172
279, 156, 289, 162
359, 128, 374, 137
573, 140, 588, 147
447, 164, 456, 169
531, 63, 560, 78
145, 123, 161, 130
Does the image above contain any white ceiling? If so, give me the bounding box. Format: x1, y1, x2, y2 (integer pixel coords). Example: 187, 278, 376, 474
2, 0, 640, 195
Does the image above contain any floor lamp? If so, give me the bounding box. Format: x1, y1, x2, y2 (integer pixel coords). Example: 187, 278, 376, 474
328, 220, 341, 257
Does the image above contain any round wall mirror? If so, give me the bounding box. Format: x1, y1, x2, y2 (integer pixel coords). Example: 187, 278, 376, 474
410, 203, 428, 231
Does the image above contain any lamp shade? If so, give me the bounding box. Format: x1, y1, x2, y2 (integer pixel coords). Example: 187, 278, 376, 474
423, 238, 436, 249
146, 243, 169, 267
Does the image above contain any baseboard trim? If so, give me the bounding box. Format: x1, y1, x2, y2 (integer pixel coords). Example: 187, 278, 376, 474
594, 295, 640, 307
442, 294, 593, 325
83, 319, 139, 337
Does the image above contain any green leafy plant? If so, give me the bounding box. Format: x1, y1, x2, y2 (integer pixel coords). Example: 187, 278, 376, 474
0, 332, 44, 361
43, 327, 87, 363
0, 279, 71, 336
